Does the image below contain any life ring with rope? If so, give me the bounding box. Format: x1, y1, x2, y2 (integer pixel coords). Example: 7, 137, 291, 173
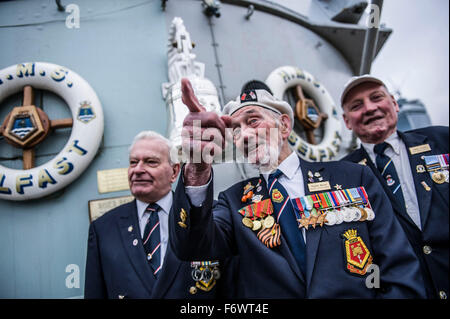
0, 62, 103, 200
265, 65, 342, 162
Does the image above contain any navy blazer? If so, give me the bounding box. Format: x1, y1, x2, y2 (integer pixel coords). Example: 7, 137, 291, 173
84, 199, 228, 299
169, 158, 426, 298
342, 126, 449, 299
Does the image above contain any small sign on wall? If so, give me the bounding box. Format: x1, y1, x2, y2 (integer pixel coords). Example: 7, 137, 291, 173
96, 168, 129, 194
88, 195, 134, 222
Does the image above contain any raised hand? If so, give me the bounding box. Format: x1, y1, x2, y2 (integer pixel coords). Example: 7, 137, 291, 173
180, 78, 231, 185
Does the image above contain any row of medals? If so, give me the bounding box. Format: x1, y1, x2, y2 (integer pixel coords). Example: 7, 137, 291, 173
300, 205, 375, 229
242, 214, 274, 232
241, 180, 274, 232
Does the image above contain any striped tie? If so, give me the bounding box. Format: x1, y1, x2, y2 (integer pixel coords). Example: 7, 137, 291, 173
142, 203, 161, 277
267, 169, 306, 275
374, 142, 406, 210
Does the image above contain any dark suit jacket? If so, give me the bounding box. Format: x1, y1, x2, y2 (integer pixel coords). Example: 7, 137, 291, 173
84, 199, 227, 299
169, 158, 426, 298
342, 126, 449, 299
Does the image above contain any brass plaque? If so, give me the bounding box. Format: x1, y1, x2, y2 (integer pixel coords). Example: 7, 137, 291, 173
88, 195, 134, 222
307, 181, 331, 192
97, 168, 129, 194
409, 144, 431, 155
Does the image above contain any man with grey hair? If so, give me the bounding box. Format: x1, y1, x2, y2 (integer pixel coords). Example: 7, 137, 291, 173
168, 78, 426, 298
340, 75, 449, 299
84, 130, 226, 298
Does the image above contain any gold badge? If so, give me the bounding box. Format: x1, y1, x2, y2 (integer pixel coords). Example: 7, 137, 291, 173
178, 208, 187, 228
416, 165, 426, 173
432, 171, 446, 184
358, 158, 367, 166
272, 189, 284, 203
409, 144, 431, 155
421, 181, 431, 191
342, 229, 373, 275
242, 217, 254, 229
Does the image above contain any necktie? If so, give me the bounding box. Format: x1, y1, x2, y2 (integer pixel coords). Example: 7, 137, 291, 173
374, 142, 406, 210
267, 169, 306, 275
142, 203, 161, 277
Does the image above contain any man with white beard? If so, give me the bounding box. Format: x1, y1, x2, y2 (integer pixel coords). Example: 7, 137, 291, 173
168, 78, 426, 298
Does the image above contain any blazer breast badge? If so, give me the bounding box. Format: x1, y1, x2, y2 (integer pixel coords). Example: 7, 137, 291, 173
342, 229, 373, 275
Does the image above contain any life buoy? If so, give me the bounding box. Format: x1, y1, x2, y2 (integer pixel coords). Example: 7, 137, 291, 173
0, 62, 104, 200
266, 66, 342, 162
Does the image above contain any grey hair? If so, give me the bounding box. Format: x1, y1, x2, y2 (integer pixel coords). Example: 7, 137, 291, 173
129, 130, 178, 164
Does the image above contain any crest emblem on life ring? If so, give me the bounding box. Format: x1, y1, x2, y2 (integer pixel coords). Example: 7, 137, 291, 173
0, 62, 104, 201
266, 66, 342, 162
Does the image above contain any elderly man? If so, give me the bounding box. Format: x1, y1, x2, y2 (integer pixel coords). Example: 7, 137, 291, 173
168, 78, 426, 298
340, 75, 449, 299
84, 131, 225, 299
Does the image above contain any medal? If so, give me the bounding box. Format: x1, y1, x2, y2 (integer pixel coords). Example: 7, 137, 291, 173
358, 207, 368, 221
432, 171, 446, 184
241, 182, 255, 202
324, 210, 337, 226
335, 209, 344, 224
242, 217, 253, 228
352, 207, 362, 221
190, 261, 220, 292
342, 207, 355, 223
252, 220, 262, 231
263, 215, 275, 229
298, 217, 310, 229
443, 170, 449, 183
365, 208, 375, 221
317, 213, 328, 227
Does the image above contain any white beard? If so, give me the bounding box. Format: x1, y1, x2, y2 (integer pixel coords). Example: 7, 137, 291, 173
247, 135, 282, 174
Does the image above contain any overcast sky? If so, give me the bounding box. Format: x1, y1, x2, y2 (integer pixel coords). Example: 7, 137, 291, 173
277, 0, 449, 126
371, 0, 449, 126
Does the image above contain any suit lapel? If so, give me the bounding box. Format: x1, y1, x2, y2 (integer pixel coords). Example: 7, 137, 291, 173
299, 158, 324, 290
151, 207, 183, 298
258, 177, 305, 284
150, 244, 182, 298
117, 200, 155, 295
399, 131, 434, 229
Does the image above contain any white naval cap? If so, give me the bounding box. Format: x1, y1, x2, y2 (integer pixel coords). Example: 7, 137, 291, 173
222, 88, 294, 125
340, 74, 388, 107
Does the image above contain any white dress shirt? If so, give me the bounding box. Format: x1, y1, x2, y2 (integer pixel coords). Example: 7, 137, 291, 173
136, 191, 172, 266
362, 132, 422, 230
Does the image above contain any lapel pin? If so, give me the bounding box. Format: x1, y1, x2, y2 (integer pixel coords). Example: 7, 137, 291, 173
132, 239, 138, 246
421, 181, 431, 191
358, 158, 367, 166
128, 226, 133, 232
416, 165, 425, 173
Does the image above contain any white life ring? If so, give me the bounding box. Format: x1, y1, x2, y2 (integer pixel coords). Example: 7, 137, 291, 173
266, 66, 342, 162
0, 62, 104, 201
